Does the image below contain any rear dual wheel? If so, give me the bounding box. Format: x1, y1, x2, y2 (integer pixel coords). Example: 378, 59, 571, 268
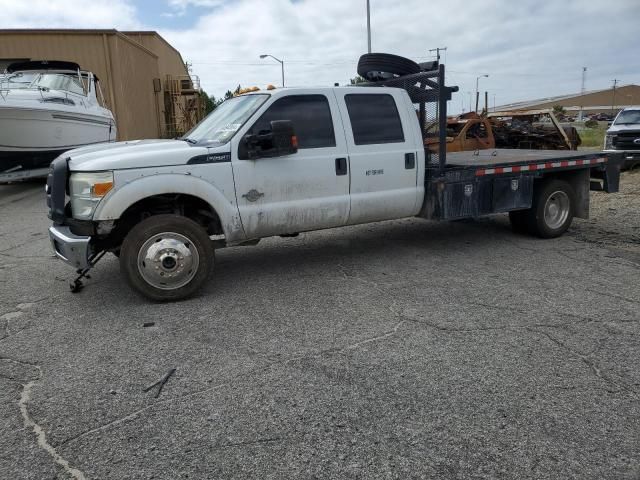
509, 179, 575, 238
120, 214, 214, 301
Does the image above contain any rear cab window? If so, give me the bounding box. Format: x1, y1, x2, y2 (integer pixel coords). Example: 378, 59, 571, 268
344, 94, 405, 145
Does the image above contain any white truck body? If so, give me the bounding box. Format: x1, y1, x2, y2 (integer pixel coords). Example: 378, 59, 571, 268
65, 87, 426, 244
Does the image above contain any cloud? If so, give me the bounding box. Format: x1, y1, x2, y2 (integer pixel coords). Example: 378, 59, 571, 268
166, 0, 227, 14
1, 0, 638, 109
0, 0, 142, 30
157, 0, 639, 109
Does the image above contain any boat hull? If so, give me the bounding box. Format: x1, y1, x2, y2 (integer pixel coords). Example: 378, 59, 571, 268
0, 106, 116, 176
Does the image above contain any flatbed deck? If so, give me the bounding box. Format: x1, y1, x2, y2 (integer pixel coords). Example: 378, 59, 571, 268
444, 149, 605, 168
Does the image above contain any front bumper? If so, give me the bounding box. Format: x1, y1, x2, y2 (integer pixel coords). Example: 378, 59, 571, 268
49, 225, 91, 270
604, 150, 640, 167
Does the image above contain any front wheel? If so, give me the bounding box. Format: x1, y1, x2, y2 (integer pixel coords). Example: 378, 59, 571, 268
120, 214, 214, 301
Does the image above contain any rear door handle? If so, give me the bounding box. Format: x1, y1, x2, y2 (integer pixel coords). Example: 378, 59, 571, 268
335, 157, 348, 176
405, 153, 415, 169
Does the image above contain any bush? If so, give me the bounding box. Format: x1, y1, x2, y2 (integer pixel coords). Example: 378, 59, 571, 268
584, 119, 599, 129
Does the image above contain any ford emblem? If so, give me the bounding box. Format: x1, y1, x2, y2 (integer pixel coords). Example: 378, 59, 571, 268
634, 138, 640, 145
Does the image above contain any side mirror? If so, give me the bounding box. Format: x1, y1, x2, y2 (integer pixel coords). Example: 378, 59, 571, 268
244, 120, 298, 159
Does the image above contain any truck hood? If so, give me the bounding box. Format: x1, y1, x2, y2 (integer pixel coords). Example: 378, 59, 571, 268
607, 124, 640, 134
67, 139, 213, 171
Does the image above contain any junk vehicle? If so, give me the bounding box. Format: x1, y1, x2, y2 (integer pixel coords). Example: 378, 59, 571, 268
0, 60, 116, 182
46, 53, 623, 301
604, 107, 640, 169
425, 110, 580, 154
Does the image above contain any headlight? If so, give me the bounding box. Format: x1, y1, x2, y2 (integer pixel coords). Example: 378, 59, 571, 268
604, 134, 615, 150
69, 171, 113, 220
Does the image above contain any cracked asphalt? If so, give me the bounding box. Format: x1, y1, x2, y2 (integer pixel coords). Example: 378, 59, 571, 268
1, 171, 639, 479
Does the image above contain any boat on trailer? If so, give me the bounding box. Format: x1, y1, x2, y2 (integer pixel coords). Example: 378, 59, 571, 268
0, 60, 116, 182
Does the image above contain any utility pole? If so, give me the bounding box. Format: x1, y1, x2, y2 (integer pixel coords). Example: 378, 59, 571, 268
611, 79, 619, 115
492, 94, 496, 112
366, 0, 372, 53
578, 67, 587, 121
428, 46, 447, 62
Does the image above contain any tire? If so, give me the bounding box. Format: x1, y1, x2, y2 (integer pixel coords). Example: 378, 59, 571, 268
120, 214, 214, 301
524, 179, 576, 238
357, 53, 420, 82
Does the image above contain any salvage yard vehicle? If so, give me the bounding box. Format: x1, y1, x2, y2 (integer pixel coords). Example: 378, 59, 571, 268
425, 110, 581, 155
604, 107, 640, 169
424, 112, 495, 153
46, 54, 623, 301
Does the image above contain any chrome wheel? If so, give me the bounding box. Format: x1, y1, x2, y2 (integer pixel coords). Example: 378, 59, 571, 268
137, 232, 199, 290
543, 191, 570, 230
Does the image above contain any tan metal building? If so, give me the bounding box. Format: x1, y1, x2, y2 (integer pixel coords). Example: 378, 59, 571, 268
497, 84, 640, 115
0, 29, 202, 140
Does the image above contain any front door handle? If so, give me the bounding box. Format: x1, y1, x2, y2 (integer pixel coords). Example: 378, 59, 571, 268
335, 157, 348, 176
405, 153, 415, 169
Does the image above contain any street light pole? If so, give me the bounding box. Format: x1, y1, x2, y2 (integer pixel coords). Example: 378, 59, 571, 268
475, 74, 488, 113
260, 54, 285, 87
366, 0, 372, 53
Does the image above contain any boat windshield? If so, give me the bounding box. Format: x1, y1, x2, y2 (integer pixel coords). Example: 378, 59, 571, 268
29, 73, 86, 95
0, 72, 37, 89
182, 94, 269, 145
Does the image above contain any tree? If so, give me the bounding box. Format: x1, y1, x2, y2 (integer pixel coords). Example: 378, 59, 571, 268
199, 90, 217, 115
350, 75, 367, 85
552, 105, 566, 118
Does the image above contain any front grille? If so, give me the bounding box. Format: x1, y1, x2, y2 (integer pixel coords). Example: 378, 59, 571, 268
613, 131, 640, 151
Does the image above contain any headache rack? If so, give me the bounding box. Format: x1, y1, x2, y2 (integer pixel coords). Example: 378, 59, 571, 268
360, 65, 459, 175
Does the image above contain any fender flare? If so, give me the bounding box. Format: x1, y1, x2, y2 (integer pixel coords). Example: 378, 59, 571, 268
93, 173, 245, 243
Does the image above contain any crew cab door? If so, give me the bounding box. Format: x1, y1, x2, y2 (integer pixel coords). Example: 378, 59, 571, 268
231, 92, 350, 239
335, 90, 421, 225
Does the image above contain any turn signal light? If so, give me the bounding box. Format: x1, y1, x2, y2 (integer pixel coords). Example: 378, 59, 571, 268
92, 182, 113, 197
291, 136, 298, 148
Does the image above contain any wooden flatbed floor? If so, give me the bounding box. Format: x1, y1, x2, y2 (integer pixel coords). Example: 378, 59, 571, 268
444, 149, 604, 169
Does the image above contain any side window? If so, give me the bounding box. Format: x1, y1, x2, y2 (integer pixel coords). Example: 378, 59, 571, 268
345, 94, 405, 145
250, 95, 336, 149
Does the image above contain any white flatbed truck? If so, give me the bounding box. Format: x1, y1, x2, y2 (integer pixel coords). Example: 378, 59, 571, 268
46, 63, 623, 300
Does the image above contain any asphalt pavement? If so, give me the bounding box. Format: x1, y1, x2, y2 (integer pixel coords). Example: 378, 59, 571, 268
1, 172, 639, 479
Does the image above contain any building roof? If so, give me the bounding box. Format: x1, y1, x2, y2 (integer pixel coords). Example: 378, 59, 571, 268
0, 29, 158, 58
497, 84, 640, 111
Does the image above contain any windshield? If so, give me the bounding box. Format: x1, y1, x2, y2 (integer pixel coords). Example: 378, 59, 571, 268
0, 72, 36, 89
30, 73, 85, 95
183, 94, 269, 145
614, 110, 640, 125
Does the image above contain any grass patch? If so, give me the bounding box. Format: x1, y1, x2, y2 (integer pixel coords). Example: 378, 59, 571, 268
578, 126, 607, 149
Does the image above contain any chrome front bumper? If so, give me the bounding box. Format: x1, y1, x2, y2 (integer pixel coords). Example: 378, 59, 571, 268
49, 225, 91, 270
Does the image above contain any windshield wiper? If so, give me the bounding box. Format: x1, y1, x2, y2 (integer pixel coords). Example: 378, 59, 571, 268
182, 137, 197, 144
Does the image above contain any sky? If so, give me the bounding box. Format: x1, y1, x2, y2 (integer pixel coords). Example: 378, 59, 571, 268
2, 0, 639, 113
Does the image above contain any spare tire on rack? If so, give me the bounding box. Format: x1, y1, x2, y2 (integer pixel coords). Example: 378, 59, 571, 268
357, 53, 421, 82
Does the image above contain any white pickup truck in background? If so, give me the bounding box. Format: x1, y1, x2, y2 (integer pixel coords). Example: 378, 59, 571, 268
604, 107, 640, 169
46, 58, 623, 301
